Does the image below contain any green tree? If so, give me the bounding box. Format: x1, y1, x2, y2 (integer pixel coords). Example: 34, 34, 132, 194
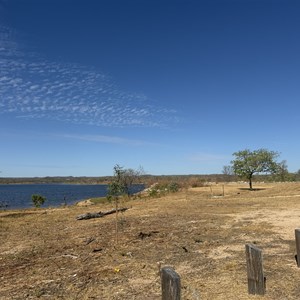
32, 194, 46, 208
231, 149, 280, 190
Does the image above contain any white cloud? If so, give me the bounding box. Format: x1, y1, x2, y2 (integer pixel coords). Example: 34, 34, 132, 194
0, 24, 178, 129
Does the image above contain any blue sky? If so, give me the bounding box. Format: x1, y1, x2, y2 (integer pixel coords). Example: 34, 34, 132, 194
0, 0, 300, 177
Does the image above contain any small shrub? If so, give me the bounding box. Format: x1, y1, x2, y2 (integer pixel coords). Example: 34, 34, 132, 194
148, 188, 159, 197
188, 177, 206, 188
168, 182, 179, 192
147, 181, 180, 197
0, 201, 9, 209
32, 194, 46, 208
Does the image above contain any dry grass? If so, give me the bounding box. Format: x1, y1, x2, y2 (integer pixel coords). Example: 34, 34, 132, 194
1, 182, 300, 299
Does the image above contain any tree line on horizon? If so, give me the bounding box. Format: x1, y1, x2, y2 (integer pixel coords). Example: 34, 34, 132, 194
1, 148, 300, 187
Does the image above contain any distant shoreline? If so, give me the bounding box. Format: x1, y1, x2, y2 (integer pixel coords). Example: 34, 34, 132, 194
0, 177, 110, 185
0, 182, 108, 185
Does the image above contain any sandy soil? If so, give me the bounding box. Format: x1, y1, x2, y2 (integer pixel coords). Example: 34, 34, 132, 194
1, 182, 300, 299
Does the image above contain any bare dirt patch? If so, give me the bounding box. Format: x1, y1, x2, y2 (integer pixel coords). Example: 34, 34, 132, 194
1, 182, 300, 299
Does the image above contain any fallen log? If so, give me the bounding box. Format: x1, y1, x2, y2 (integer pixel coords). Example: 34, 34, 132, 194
76, 207, 129, 220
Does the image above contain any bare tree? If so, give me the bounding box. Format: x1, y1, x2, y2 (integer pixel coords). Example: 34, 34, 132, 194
107, 165, 144, 244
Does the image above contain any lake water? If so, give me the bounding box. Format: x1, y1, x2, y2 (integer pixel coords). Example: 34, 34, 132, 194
0, 184, 144, 210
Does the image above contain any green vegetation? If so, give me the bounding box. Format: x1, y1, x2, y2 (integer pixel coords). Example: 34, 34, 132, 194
147, 181, 180, 197
230, 149, 281, 189
107, 165, 126, 202
31, 194, 46, 208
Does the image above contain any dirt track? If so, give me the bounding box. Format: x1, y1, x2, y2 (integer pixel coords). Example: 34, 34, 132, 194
1, 182, 300, 299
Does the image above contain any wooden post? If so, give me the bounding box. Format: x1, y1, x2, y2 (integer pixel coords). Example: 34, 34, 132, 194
161, 267, 181, 300
222, 185, 225, 197
295, 229, 300, 267
245, 244, 265, 295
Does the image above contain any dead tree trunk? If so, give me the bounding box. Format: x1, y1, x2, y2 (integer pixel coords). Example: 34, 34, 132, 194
76, 207, 128, 220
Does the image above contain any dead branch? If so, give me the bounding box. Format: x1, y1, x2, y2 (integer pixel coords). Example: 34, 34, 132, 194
76, 207, 129, 220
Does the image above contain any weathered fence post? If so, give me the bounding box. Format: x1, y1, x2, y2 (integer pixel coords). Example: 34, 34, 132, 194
161, 267, 181, 300
295, 229, 300, 267
245, 244, 265, 295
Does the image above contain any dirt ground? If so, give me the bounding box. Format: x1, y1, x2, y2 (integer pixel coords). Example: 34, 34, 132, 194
1, 182, 300, 299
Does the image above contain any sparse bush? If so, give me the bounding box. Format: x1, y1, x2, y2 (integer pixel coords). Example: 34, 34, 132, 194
32, 194, 46, 208
168, 182, 179, 192
147, 181, 180, 197
0, 201, 9, 209
107, 164, 143, 245
148, 187, 159, 197
187, 177, 206, 188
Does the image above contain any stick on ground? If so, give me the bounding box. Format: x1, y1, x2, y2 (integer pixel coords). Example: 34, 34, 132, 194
76, 207, 128, 220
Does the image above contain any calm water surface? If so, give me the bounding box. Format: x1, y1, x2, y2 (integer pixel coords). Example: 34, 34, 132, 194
0, 184, 144, 210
